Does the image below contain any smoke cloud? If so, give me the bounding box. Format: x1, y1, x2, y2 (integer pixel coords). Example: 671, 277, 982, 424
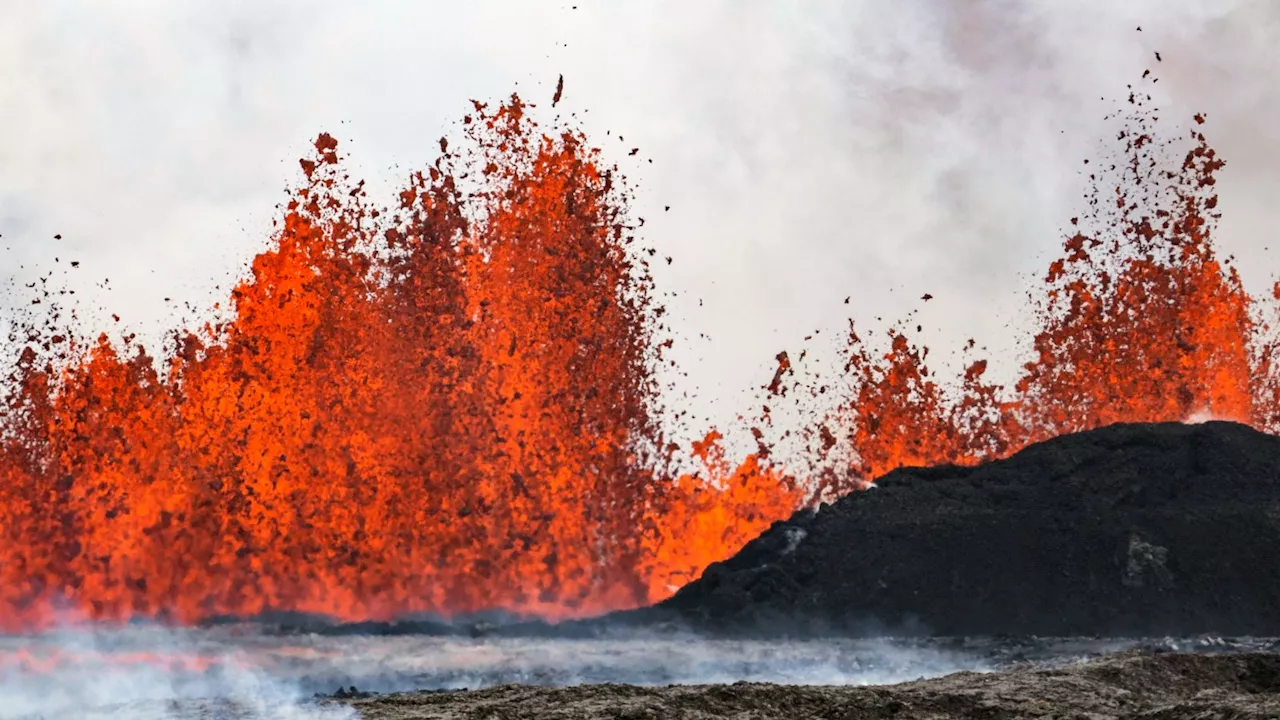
0, 624, 992, 717
1, 1, 1277, 448
0, 625, 356, 719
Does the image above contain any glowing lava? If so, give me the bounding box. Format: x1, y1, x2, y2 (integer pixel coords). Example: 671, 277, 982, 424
804, 83, 1280, 494
1, 77, 1277, 631
0, 96, 799, 630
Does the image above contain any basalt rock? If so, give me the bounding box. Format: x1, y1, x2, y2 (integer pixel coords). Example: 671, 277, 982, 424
651, 421, 1280, 637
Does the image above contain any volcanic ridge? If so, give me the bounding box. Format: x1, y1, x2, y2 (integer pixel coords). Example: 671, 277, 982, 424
632, 420, 1280, 638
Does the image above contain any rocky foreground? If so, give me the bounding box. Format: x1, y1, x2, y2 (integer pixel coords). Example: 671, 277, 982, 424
333, 650, 1280, 719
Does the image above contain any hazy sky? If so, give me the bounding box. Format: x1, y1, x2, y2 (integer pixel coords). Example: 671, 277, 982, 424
2, 1, 1278, 449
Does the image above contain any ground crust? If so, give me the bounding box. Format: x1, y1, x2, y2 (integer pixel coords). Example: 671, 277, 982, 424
336, 650, 1280, 719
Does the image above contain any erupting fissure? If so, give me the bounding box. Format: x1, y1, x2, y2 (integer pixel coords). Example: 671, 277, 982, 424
1, 76, 1277, 631
0, 97, 797, 630
788, 83, 1280, 496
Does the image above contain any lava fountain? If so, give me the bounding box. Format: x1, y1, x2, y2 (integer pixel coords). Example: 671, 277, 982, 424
0, 96, 799, 631
1, 73, 1277, 632
787, 78, 1280, 498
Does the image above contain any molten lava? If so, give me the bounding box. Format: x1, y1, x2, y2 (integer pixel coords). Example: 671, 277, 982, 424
808, 82, 1280, 493
0, 96, 799, 630
1, 76, 1278, 631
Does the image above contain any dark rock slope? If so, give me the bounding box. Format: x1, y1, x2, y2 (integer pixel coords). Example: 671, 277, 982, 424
650, 421, 1280, 636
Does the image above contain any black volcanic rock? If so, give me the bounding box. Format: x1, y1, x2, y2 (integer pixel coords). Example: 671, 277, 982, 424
652, 421, 1280, 637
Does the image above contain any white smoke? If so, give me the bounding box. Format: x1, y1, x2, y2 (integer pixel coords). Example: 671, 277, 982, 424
3, 620, 1254, 715
0, 625, 354, 720
0, 625, 992, 717
781, 526, 808, 556
307, 634, 989, 689
1184, 409, 1222, 424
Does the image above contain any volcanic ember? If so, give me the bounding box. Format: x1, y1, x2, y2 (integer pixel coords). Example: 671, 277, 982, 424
1, 74, 1278, 631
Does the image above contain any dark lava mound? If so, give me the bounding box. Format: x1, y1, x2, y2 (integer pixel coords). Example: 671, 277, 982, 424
652, 421, 1280, 637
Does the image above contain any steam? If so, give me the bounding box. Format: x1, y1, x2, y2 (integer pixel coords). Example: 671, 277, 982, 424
1184, 409, 1223, 424
280, 634, 989, 690
0, 626, 992, 717
0, 626, 354, 720
2, 622, 1267, 718
781, 527, 808, 556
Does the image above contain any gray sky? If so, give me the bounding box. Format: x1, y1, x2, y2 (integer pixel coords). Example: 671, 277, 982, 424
2, 1, 1279, 451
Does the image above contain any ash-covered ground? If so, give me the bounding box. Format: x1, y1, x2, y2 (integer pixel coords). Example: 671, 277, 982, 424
1, 626, 1277, 719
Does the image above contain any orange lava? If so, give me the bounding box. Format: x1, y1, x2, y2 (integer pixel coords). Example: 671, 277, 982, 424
809, 82, 1280, 494
0, 96, 799, 631
2, 76, 1278, 631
